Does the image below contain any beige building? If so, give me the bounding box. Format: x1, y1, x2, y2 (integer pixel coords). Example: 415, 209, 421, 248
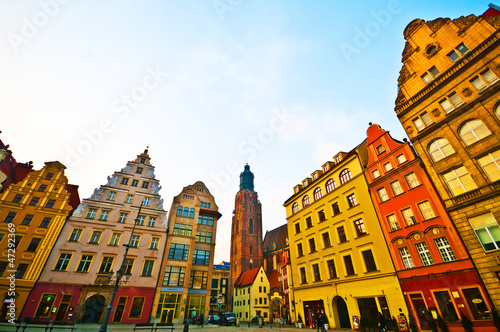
152, 181, 221, 325
22, 149, 168, 325
233, 266, 270, 322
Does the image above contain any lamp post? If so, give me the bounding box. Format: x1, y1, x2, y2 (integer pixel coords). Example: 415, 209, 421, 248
99, 202, 144, 332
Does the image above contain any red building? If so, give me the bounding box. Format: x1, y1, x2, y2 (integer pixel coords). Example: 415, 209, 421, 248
364, 124, 494, 332
0, 138, 33, 193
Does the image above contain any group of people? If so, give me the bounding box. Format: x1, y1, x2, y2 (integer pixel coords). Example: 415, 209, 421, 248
313, 313, 329, 332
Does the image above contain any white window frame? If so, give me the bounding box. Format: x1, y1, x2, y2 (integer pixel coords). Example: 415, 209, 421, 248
412, 111, 433, 131
477, 150, 500, 182
418, 201, 436, 220
439, 92, 464, 113
387, 214, 400, 231
401, 208, 417, 226
429, 138, 455, 162
399, 247, 415, 269
434, 237, 456, 262
470, 69, 499, 92
415, 242, 434, 266
459, 120, 491, 146
443, 166, 478, 196
390, 180, 404, 196
404, 172, 420, 189
377, 187, 389, 202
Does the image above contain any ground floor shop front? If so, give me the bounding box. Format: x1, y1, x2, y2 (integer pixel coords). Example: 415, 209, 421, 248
152, 288, 208, 325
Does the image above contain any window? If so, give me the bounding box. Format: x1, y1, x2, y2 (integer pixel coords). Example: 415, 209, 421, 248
302, 195, 310, 207
396, 154, 407, 165
387, 214, 401, 231
313, 187, 323, 201
15, 263, 29, 279
99, 257, 114, 274
76, 255, 93, 273
295, 223, 301, 234
136, 215, 145, 226
434, 291, 459, 322
26, 238, 41, 252
163, 266, 186, 286
434, 237, 456, 262
354, 219, 366, 237
40, 217, 51, 228
462, 288, 491, 320
372, 169, 380, 179
121, 177, 129, 185
168, 243, 189, 261
148, 217, 156, 227
249, 218, 254, 234
125, 195, 134, 204
107, 192, 116, 201
86, 209, 97, 219
399, 247, 415, 269
118, 213, 128, 223
109, 233, 121, 246
448, 43, 469, 63
429, 138, 455, 162
12, 194, 23, 203
390, 180, 404, 196
340, 169, 351, 184
297, 243, 304, 257
443, 166, 478, 196
322, 232, 331, 248
192, 250, 210, 265
177, 206, 183, 216
376, 144, 386, 154
196, 231, 212, 243
136, 167, 143, 174
439, 92, 464, 113
38, 184, 47, 192
21, 214, 33, 225
377, 187, 389, 202
123, 258, 134, 275
401, 208, 417, 226
131, 180, 139, 187
362, 250, 377, 272
459, 120, 491, 146
343, 255, 355, 275
45, 199, 56, 208
129, 297, 145, 319
421, 66, 440, 84
29, 197, 40, 206
347, 194, 357, 208
150, 237, 160, 250
99, 211, 109, 221
36, 294, 57, 317
468, 213, 500, 251
54, 253, 72, 271
418, 201, 436, 220
470, 69, 499, 92
318, 210, 326, 222
189, 270, 209, 289
327, 259, 337, 279
478, 150, 500, 182
415, 242, 434, 266
300, 267, 307, 284
130, 235, 140, 248
68, 228, 82, 242
337, 226, 347, 243
189, 208, 195, 218
173, 223, 193, 237
142, 181, 149, 189
412, 111, 433, 131
12, 236, 22, 249
326, 179, 336, 193
332, 202, 340, 216
312, 263, 321, 282
45, 173, 54, 180
140, 157, 146, 164
292, 203, 299, 214
141, 260, 154, 277
383, 162, 393, 172
309, 238, 317, 253
89, 231, 102, 244
404, 172, 420, 189
306, 217, 313, 228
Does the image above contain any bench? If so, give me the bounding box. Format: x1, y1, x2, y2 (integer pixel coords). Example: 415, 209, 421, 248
133, 322, 174, 331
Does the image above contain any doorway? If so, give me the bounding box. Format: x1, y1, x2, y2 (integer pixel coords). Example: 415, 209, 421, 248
82, 294, 106, 323
409, 293, 431, 330
335, 296, 351, 329
161, 309, 174, 323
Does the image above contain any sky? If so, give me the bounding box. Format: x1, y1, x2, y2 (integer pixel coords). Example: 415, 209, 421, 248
0, 0, 488, 263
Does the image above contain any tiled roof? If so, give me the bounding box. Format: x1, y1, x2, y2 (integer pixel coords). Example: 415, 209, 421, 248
234, 266, 261, 287
266, 270, 280, 289
263, 224, 288, 253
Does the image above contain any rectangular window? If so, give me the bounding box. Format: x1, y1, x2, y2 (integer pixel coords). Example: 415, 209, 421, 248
327, 259, 337, 279
118, 213, 128, 223
54, 253, 72, 271
387, 214, 401, 231
189, 270, 209, 289
295, 223, 301, 234
399, 247, 415, 269
354, 219, 366, 236
337, 226, 347, 243
468, 213, 500, 251
415, 242, 434, 266
300, 267, 307, 284
45, 173, 54, 180
372, 169, 380, 179
12, 194, 24, 203
173, 223, 193, 237
306, 217, 313, 228
318, 210, 326, 222
192, 250, 210, 265
148, 217, 156, 227
26, 238, 41, 252
98, 256, 114, 274
29, 197, 40, 206
434, 237, 456, 262
401, 208, 417, 226
109, 233, 121, 246
312, 263, 321, 282
347, 194, 357, 208
390, 180, 404, 196
38, 184, 47, 192
136, 216, 145, 226
297, 243, 304, 257
418, 201, 436, 220
89, 230, 102, 244
129, 297, 145, 319
136, 167, 143, 174
443, 166, 478, 196
434, 291, 459, 322
150, 237, 160, 250
471, 69, 499, 92
142, 181, 149, 189
332, 202, 340, 216
86, 209, 97, 219
123, 258, 134, 275
462, 288, 491, 320
343, 255, 355, 275
45, 199, 56, 208
421, 66, 440, 84
413, 111, 433, 131
76, 255, 93, 273
448, 43, 469, 63
121, 177, 129, 185
163, 266, 186, 286
405, 172, 421, 189
98, 211, 109, 221
439, 92, 464, 113
377, 187, 389, 202
40, 217, 51, 228
36, 294, 57, 317
322, 232, 331, 248
478, 149, 500, 183
129, 235, 140, 248
141, 260, 154, 277
396, 154, 407, 164
131, 180, 139, 187
68, 228, 82, 242
15, 263, 29, 279
21, 214, 33, 226
376, 144, 385, 154
383, 162, 393, 172
4, 212, 16, 223
125, 195, 134, 203
107, 192, 116, 201
309, 238, 317, 253
168, 243, 190, 261
362, 250, 377, 272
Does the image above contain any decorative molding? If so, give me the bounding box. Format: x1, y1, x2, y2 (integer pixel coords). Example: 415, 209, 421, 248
427, 18, 449, 34
395, 88, 407, 106
454, 14, 478, 35
424, 42, 441, 59
404, 19, 424, 39
462, 87, 473, 97
431, 108, 441, 117
484, 15, 500, 30
402, 42, 415, 62
398, 65, 411, 85
406, 126, 414, 135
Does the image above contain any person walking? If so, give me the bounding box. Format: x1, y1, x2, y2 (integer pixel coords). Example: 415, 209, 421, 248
378, 312, 388, 332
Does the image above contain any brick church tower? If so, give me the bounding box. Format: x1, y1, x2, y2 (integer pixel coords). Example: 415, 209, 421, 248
229, 164, 263, 308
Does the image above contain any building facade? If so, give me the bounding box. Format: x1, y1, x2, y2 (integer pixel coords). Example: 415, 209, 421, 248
284, 148, 408, 329
230, 164, 263, 309
209, 261, 230, 317
233, 266, 270, 322
395, 6, 500, 310
365, 123, 494, 331
152, 181, 220, 325
0, 161, 79, 320
22, 149, 167, 325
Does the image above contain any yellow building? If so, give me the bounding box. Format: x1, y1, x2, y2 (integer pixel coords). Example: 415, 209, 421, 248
233, 266, 270, 323
0, 161, 79, 320
284, 148, 407, 329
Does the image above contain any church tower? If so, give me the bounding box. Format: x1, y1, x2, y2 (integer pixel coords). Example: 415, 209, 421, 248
229, 164, 263, 308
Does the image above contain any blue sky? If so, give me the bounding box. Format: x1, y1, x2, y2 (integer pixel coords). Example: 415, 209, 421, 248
0, 0, 488, 263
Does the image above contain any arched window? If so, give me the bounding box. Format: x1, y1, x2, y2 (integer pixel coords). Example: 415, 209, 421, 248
177, 206, 183, 216
428, 138, 455, 162
183, 207, 189, 217
325, 179, 336, 193
249, 218, 254, 235
292, 203, 299, 214
340, 169, 352, 184
313, 187, 323, 201
302, 195, 310, 208
495, 103, 500, 120
459, 120, 491, 146
250, 245, 253, 254
235, 220, 239, 235
189, 208, 195, 218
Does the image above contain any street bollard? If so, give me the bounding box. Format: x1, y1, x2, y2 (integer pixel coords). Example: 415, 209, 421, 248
259, 317, 263, 328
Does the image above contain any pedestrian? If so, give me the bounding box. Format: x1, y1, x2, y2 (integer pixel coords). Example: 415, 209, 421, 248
378, 312, 387, 332
321, 314, 328, 332
199, 313, 204, 327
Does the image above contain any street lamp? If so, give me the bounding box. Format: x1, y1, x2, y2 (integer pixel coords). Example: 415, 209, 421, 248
99, 202, 144, 332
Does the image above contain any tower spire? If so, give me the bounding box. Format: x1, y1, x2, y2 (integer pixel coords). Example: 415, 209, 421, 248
239, 163, 254, 191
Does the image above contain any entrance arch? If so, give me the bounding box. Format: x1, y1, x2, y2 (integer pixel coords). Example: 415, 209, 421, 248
334, 296, 351, 329
82, 294, 106, 323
